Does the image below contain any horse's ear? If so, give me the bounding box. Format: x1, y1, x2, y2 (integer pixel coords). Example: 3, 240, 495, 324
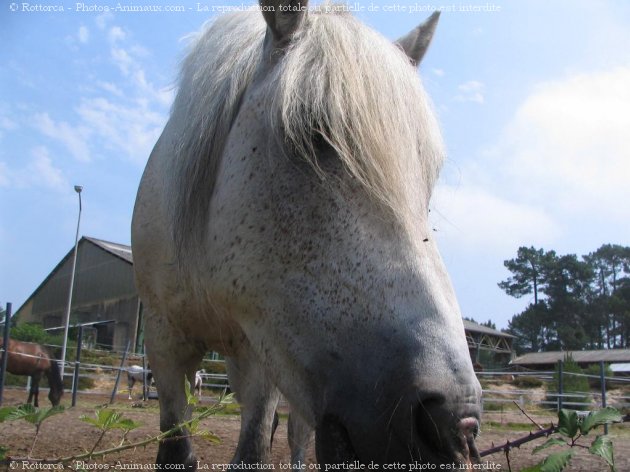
260, 0, 309, 48
395, 11, 440, 67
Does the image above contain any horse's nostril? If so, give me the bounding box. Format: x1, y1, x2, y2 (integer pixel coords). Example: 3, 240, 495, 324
458, 417, 479, 440
415, 395, 448, 449
418, 394, 446, 410
316, 415, 358, 465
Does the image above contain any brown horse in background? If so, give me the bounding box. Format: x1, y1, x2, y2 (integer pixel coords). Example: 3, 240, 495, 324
0, 339, 64, 407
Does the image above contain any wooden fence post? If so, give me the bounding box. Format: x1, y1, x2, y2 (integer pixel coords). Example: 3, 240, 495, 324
600, 360, 608, 434
110, 340, 131, 404
557, 360, 564, 411
0, 303, 12, 406
142, 347, 148, 401
71, 325, 84, 407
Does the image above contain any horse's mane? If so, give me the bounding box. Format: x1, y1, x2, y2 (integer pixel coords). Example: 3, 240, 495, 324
170, 7, 444, 260
170, 10, 266, 260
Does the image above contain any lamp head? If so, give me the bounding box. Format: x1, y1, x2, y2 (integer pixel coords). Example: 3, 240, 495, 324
74, 185, 83, 194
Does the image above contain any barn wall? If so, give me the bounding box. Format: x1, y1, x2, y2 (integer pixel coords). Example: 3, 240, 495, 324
16, 240, 139, 351
32, 242, 135, 316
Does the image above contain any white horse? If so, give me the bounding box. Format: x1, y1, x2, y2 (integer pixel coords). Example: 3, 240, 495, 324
132, 0, 481, 468
194, 369, 204, 396
126, 364, 152, 400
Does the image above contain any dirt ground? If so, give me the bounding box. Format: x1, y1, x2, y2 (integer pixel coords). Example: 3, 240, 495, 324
0, 389, 628, 472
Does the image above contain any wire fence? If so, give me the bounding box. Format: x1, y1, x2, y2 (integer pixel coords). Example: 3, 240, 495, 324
477, 369, 630, 412
3, 343, 630, 413
0, 343, 230, 403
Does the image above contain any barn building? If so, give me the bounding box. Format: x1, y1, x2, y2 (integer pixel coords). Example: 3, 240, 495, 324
14, 237, 141, 352
14, 236, 516, 367
510, 349, 630, 371
463, 320, 515, 369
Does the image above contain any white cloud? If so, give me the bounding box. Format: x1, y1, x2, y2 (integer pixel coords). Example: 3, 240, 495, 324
0, 147, 68, 191
78, 26, 89, 43
108, 26, 126, 44
28, 146, 68, 190
33, 113, 92, 162
432, 184, 561, 253
97, 81, 124, 97
76, 97, 165, 165
107, 32, 173, 107
0, 114, 18, 140
0, 161, 10, 187
454, 80, 484, 104
30, 19, 171, 169
499, 67, 630, 220
432, 68, 445, 77
95, 11, 114, 30
111, 47, 133, 75
34, 16, 171, 165
0, 115, 17, 131
437, 66, 630, 259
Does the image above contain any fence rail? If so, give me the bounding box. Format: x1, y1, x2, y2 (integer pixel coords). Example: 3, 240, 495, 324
3, 345, 630, 413
478, 368, 630, 413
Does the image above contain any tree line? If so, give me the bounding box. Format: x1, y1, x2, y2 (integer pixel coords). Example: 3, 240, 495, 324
500, 244, 630, 353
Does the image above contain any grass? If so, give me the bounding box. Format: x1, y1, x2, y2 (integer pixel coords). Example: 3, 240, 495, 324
207, 400, 241, 416
482, 421, 540, 431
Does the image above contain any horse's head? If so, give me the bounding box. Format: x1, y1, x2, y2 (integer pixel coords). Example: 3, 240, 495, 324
46, 357, 64, 407
174, 1, 481, 465
48, 387, 62, 407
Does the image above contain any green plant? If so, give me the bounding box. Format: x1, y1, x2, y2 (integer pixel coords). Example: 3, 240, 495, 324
584, 363, 613, 389
10, 323, 59, 345
522, 407, 623, 472
550, 354, 591, 410
513, 375, 544, 388
199, 359, 227, 375
2, 372, 28, 387
0, 404, 65, 457
80, 408, 141, 454
482, 401, 506, 412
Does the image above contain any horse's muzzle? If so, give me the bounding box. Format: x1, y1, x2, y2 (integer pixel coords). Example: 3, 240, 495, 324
315, 401, 480, 466
415, 396, 481, 465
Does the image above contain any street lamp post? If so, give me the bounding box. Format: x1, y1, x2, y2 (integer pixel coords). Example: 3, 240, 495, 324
60, 185, 83, 381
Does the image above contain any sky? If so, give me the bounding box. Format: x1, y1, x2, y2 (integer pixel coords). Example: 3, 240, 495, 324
1, 0, 630, 330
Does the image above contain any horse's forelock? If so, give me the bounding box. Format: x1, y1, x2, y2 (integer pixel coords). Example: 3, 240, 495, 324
269, 11, 445, 232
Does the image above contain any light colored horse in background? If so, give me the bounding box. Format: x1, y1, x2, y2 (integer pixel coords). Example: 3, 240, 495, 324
126, 364, 152, 400
194, 369, 204, 396
132, 0, 481, 468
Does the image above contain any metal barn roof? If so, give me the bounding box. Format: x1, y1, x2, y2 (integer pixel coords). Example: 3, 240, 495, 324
462, 320, 515, 338
84, 237, 132, 264
511, 349, 630, 366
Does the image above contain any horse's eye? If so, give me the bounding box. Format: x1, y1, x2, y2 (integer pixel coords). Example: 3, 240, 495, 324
313, 133, 335, 160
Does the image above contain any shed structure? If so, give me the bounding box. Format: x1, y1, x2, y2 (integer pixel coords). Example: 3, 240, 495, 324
463, 320, 515, 369
14, 237, 141, 352
511, 349, 630, 370
610, 363, 630, 376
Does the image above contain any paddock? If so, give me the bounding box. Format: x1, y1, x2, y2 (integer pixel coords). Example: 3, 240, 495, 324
0, 388, 628, 471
